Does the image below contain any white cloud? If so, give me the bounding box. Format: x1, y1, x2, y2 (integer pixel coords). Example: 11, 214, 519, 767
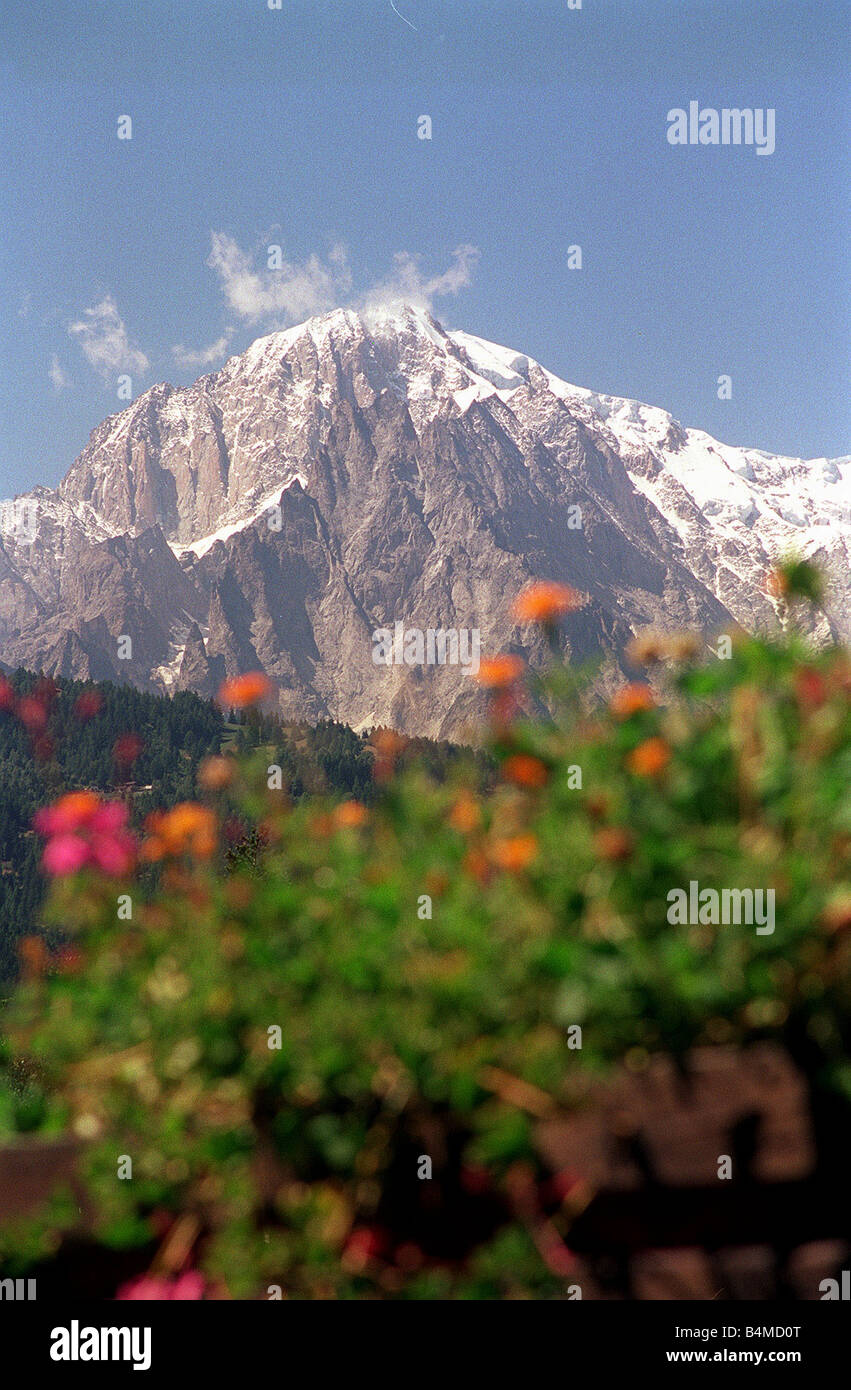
206, 233, 479, 330
206, 233, 353, 326
68, 295, 149, 378
171, 333, 233, 371
360, 244, 480, 313
49, 354, 72, 391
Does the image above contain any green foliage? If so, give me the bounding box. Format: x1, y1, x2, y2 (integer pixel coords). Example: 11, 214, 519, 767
0, 634, 849, 1297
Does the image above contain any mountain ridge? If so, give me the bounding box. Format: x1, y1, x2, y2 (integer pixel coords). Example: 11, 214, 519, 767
1, 305, 847, 737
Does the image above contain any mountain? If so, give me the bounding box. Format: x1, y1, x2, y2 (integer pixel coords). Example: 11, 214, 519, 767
1, 305, 848, 738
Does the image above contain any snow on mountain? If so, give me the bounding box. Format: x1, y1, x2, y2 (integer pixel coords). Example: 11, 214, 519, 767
1, 305, 847, 732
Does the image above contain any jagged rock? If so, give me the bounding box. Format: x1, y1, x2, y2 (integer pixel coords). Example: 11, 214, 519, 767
1, 306, 847, 736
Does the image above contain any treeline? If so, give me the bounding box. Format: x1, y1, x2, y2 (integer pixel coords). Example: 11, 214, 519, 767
0, 673, 481, 979
232, 713, 483, 803
0, 672, 224, 980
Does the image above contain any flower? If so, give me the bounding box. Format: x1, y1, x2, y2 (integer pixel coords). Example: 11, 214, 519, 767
794, 667, 828, 709
142, 803, 217, 860
16, 696, 47, 733
491, 834, 538, 872
626, 629, 700, 665
42, 834, 90, 876
0, 676, 15, 712
34, 792, 135, 877
197, 755, 235, 791
626, 737, 671, 777
512, 582, 584, 624
449, 792, 481, 833
113, 733, 143, 768
475, 655, 525, 689
333, 800, 368, 830
610, 683, 655, 719
593, 827, 633, 862
34, 790, 101, 836
217, 671, 272, 708
502, 754, 549, 788
116, 1271, 205, 1301
18, 935, 50, 977
73, 689, 103, 720
370, 728, 408, 781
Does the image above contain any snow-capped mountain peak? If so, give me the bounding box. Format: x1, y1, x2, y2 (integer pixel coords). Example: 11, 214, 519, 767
1, 307, 847, 734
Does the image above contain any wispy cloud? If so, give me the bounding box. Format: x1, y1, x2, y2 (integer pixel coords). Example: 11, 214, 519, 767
360, 244, 480, 312
49, 354, 72, 391
171, 334, 233, 371
206, 233, 353, 326
68, 295, 149, 378
206, 233, 479, 330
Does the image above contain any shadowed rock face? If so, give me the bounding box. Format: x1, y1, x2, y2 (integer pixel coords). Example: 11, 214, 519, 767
1, 306, 846, 737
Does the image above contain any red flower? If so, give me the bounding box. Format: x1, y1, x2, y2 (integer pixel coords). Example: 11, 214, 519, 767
114, 733, 143, 768
795, 667, 827, 709
74, 690, 103, 720
17, 696, 47, 733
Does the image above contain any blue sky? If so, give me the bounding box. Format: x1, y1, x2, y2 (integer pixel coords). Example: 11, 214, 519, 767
1, 0, 848, 496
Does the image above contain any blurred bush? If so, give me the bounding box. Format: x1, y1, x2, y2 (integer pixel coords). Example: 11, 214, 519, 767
0, 578, 849, 1297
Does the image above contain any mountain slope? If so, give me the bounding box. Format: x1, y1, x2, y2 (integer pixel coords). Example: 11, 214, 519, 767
1, 306, 847, 736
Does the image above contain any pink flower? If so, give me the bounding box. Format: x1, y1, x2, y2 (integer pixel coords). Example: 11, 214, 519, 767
42, 834, 90, 876
90, 833, 135, 876
90, 801, 129, 835
34, 791, 136, 878
171, 1272, 205, 1300
116, 1272, 205, 1301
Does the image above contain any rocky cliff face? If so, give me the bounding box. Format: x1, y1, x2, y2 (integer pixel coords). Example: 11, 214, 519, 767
1, 306, 847, 737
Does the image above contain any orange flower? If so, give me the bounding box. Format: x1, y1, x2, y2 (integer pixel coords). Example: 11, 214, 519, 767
44, 790, 101, 831
502, 754, 549, 788
512, 582, 584, 624
371, 728, 408, 781
198, 755, 235, 791
449, 792, 481, 834
462, 847, 491, 885
491, 834, 538, 872
217, 671, 272, 708
476, 655, 525, 689
143, 802, 218, 860
19, 934, 49, 978
333, 800, 368, 830
610, 683, 655, 719
626, 737, 670, 777
450, 793, 481, 833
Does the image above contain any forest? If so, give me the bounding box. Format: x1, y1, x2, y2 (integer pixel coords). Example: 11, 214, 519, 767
0, 669, 473, 980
